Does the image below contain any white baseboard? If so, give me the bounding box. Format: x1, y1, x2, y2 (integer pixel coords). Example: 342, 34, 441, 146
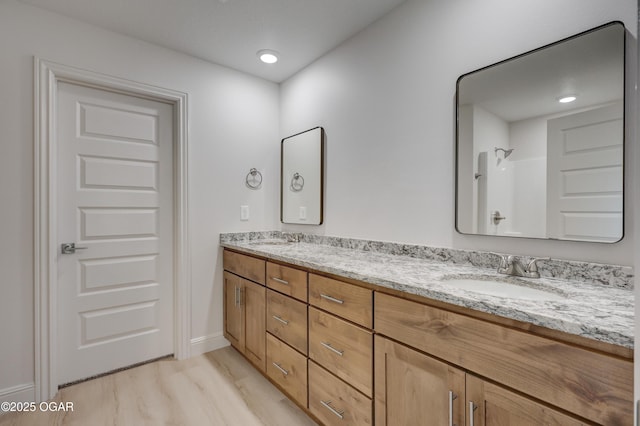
190, 332, 229, 356
0, 383, 35, 404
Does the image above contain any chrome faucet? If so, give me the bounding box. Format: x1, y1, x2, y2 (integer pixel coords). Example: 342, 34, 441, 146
282, 232, 301, 243
495, 254, 549, 278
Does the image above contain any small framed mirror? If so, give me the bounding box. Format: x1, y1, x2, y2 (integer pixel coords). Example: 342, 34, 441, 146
456, 22, 625, 243
281, 127, 324, 224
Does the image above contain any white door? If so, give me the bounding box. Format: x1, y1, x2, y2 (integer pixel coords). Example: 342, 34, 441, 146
57, 82, 174, 385
546, 102, 623, 242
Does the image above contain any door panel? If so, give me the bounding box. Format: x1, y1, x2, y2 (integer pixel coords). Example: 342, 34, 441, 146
547, 102, 623, 242
374, 335, 465, 426
224, 272, 243, 350
80, 156, 158, 190
57, 82, 174, 385
466, 375, 587, 426
243, 279, 266, 371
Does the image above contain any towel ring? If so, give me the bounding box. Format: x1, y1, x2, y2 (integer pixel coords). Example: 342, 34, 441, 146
290, 172, 304, 192
246, 168, 262, 189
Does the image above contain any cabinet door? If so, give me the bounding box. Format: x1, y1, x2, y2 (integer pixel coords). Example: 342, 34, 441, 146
223, 272, 244, 351
466, 375, 587, 426
375, 335, 465, 426
243, 279, 266, 371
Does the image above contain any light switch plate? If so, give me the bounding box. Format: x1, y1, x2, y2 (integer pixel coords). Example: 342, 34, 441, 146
299, 206, 307, 220
240, 205, 249, 221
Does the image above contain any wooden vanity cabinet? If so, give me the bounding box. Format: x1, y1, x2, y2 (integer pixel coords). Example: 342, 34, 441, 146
263, 260, 310, 409
223, 272, 266, 370
223, 251, 266, 371
375, 336, 586, 426
374, 292, 633, 426
223, 249, 632, 426
307, 273, 374, 424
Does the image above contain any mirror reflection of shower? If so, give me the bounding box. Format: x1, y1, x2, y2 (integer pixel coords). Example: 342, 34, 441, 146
494, 147, 514, 159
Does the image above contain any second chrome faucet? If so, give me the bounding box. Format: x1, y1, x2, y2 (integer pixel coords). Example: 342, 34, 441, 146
496, 255, 549, 279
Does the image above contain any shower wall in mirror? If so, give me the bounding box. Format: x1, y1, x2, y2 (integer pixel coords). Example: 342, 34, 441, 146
456, 22, 625, 243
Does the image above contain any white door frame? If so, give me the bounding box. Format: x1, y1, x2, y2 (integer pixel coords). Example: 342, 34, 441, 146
34, 58, 191, 402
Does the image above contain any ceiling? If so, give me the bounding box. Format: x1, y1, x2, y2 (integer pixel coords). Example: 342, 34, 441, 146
18, 0, 406, 82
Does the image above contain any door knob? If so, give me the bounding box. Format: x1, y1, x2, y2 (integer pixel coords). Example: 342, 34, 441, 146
491, 210, 506, 225
61, 243, 88, 254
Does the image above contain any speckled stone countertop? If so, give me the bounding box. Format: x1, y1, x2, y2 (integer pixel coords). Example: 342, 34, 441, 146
220, 232, 634, 349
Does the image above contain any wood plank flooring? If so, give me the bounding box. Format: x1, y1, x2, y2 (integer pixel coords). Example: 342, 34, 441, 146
0, 347, 317, 426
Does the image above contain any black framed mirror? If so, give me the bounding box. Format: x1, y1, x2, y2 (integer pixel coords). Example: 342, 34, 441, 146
456, 22, 625, 243
281, 127, 324, 225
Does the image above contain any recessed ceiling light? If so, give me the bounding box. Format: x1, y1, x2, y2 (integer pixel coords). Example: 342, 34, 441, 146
558, 95, 577, 103
257, 50, 279, 64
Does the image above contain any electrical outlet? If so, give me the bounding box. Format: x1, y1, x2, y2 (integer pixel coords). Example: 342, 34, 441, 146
240, 205, 249, 221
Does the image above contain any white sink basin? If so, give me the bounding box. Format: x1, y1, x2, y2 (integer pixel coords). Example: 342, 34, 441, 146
442, 278, 566, 301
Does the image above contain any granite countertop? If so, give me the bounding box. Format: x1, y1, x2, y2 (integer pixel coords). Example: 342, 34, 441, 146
220, 237, 634, 349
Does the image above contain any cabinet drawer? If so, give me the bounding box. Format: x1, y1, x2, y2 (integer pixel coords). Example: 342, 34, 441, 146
374, 292, 633, 426
223, 250, 265, 284
309, 307, 372, 397
267, 262, 308, 302
308, 361, 372, 426
309, 274, 372, 328
266, 290, 308, 355
266, 333, 307, 407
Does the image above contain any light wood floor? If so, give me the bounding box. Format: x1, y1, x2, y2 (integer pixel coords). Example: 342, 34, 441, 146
0, 347, 317, 426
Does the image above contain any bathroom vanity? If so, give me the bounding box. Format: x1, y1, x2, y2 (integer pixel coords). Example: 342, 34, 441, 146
220, 233, 633, 426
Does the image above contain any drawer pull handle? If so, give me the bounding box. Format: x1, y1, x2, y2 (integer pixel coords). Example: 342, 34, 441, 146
448, 391, 457, 426
320, 341, 344, 356
272, 315, 289, 325
320, 293, 344, 304
320, 400, 344, 419
271, 277, 289, 285
272, 362, 289, 376
469, 401, 477, 426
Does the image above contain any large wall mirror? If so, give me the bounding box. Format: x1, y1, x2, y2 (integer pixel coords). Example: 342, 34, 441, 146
281, 127, 324, 224
456, 22, 625, 243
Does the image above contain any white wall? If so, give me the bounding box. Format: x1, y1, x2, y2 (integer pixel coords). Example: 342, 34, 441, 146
0, 0, 280, 401
280, 0, 637, 266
